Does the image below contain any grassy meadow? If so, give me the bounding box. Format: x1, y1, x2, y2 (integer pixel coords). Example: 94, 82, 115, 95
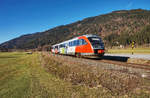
0, 52, 150, 98
107, 47, 150, 54
0, 52, 112, 98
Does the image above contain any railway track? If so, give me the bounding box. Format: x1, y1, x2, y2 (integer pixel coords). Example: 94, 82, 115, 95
87, 57, 150, 79
80, 57, 150, 79
51, 53, 150, 71
99, 59, 150, 71
48, 53, 150, 78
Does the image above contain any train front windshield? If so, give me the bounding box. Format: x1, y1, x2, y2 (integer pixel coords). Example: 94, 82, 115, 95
88, 37, 104, 49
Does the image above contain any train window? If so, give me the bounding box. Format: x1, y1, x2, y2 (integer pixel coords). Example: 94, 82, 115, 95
79, 39, 82, 45
64, 43, 67, 47
60, 44, 65, 48
78, 39, 87, 45
69, 40, 79, 47
88, 37, 104, 46
69, 42, 71, 46
71, 41, 73, 46
73, 41, 75, 46
66, 43, 69, 47
81, 39, 87, 45
55, 46, 58, 49
77, 40, 80, 46
74, 40, 78, 46
76, 40, 77, 46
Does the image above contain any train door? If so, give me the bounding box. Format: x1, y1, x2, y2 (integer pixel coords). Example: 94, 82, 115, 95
67, 41, 76, 55
54, 46, 59, 54
75, 39, 88, 53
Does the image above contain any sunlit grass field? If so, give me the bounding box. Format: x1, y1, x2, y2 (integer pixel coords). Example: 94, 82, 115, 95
0, 52, 150, 98
0, 52, 112, 98
107, 48, 150, 54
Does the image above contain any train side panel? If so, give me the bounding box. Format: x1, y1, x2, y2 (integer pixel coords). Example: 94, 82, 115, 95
67, 46, 76, 55
51, 34, 105, 57
75, 36, 94, 54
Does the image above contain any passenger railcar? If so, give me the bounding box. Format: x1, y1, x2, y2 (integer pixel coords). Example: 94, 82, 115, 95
51, 34, 105, 57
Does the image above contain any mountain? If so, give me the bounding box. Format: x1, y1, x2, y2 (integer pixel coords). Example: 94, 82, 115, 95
0, 9, 150, 50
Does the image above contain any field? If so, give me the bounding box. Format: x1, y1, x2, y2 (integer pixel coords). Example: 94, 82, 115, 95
107, 47, 150, 54
0, 52, 150, 98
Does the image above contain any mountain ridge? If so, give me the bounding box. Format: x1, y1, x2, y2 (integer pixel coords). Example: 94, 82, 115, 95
1, 9, 150, 50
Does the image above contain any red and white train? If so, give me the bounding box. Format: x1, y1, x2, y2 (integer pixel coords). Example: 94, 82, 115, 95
51, 34, 105, 57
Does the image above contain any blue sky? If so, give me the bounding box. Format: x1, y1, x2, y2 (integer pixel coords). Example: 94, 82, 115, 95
0, 0, 150, 44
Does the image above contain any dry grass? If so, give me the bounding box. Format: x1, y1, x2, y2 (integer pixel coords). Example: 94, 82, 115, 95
107, 48, 150, 54
127, 58, 150, 65
0, 52, 113, 98
42, 52, 150, 96
0, 52, 150, 97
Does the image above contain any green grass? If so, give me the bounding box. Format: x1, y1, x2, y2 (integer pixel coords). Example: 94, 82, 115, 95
107, 47, 150, 54
0, 52, 113, 98
0, 52, 30, 98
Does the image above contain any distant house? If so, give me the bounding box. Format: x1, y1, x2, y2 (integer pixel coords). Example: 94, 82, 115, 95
0, 46, 8, 52
120, 45, 124, 48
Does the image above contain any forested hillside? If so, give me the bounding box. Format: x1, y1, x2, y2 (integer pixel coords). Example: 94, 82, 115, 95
0, 9, 150, 50
105, 25, 150, 47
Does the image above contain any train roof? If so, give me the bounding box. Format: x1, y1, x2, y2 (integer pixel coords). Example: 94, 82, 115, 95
68, 34, 99, 41
83, 34, 99, 38
52, 34, 100, 47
